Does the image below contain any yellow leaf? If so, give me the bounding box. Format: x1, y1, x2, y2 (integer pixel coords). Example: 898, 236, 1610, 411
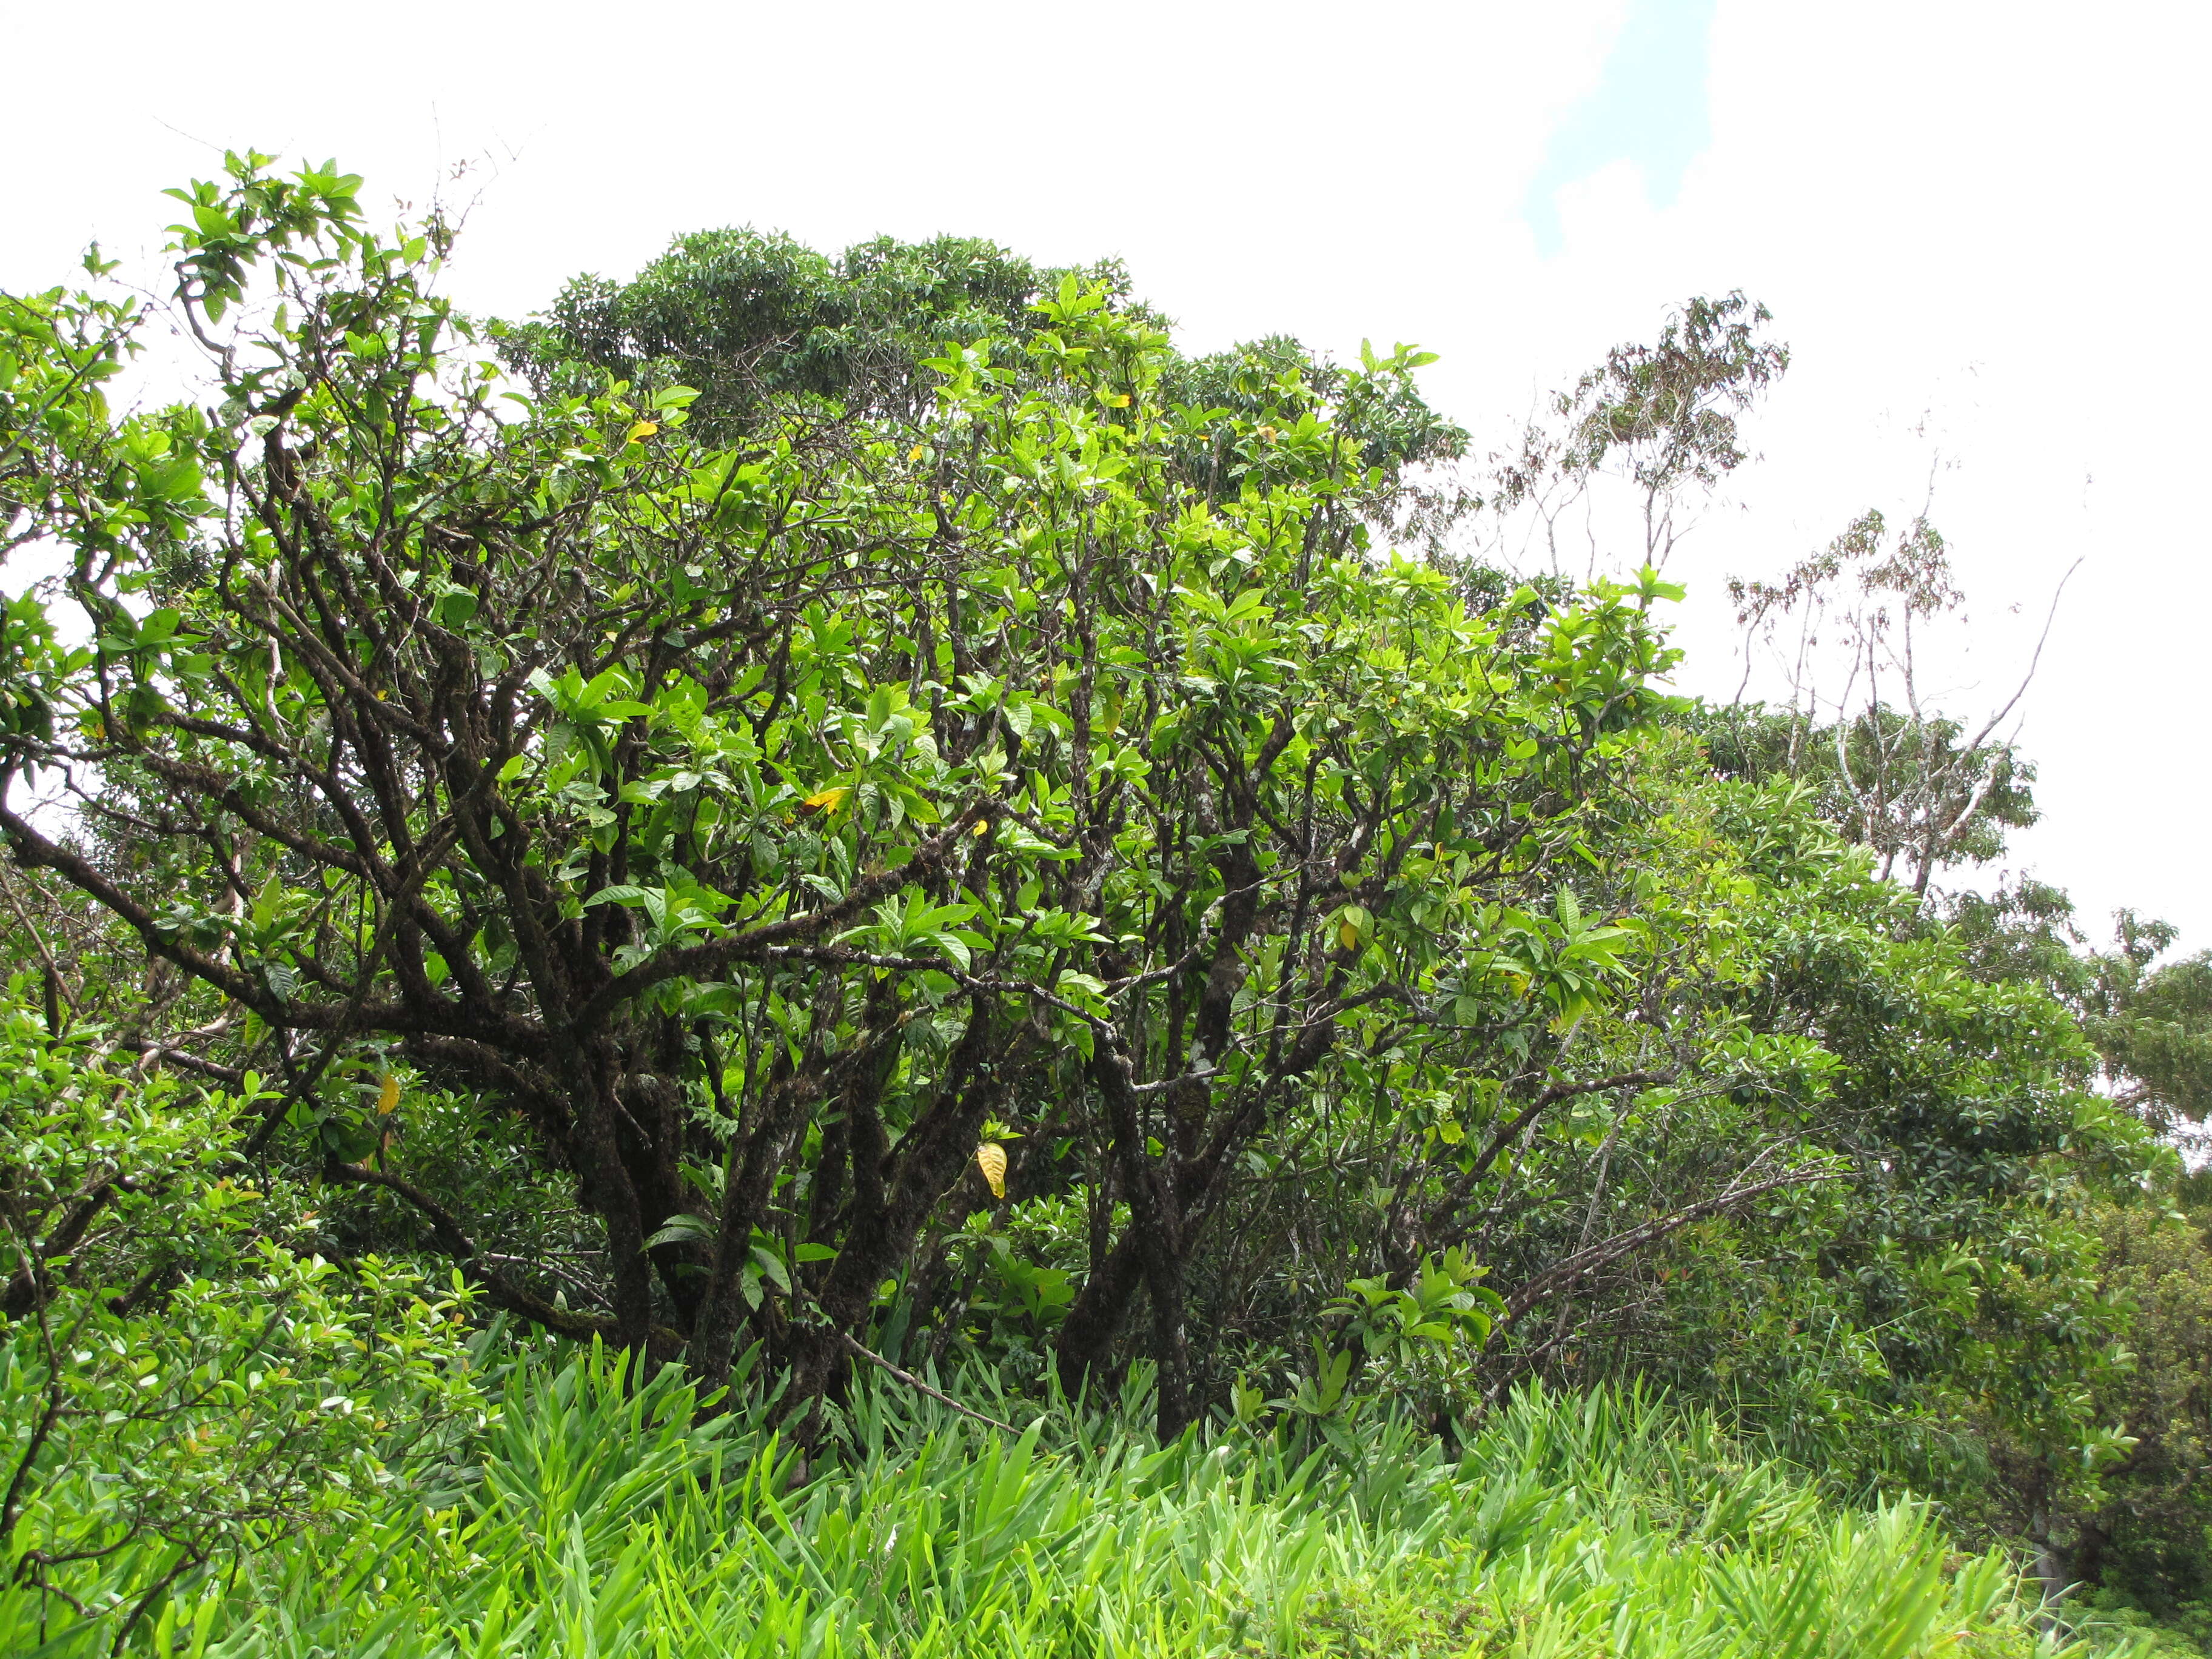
972, 817, 990, 836
1338, 919, 1361, 950
976, 1142, 1007, 1199
375, 1074, 399, 1115
626, 420, 659, 442
802, 785, 851, 813
909, 444, 927, 461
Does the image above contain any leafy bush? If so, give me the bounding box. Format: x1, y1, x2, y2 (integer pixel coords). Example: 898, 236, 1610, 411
0, 997, 487, 1654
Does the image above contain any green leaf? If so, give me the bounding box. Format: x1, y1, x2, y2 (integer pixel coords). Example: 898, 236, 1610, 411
645, 1213, 716, 1250
749, 1242, 791, 1295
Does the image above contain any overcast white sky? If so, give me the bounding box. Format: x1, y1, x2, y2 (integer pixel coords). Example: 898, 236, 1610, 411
4, 0, 2204, 946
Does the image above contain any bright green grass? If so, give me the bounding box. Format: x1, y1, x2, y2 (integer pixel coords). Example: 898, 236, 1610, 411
15, 1348, 2116, 1658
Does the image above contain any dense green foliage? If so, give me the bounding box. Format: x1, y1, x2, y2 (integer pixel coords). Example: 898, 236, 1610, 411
2, 154, 2204, 1655
2, 1344, 2073, 1658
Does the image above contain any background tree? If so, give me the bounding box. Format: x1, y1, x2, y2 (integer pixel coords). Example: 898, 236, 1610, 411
504, 229, 1469, 537
2080, 916, 2212, 1135
1717, 506, 2064, 902
1470, 290, 1788, 584
498, 229, 1126, 439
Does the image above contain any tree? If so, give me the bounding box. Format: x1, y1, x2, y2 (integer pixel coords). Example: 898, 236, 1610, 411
0, 155, 1681, 1438
1718, 507, 2066, 902
1474, 290, 1788, 583
498, 227, 1131, 441
1165, 734, 2151, 1481
2080, 917, 2212, 1135
505, 230, 1470, 534
1923, 881, 2212, 1138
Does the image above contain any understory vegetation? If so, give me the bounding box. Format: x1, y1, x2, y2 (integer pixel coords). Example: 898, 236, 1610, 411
2, 155, 2207, 1655
13, 1344, 2070, 1659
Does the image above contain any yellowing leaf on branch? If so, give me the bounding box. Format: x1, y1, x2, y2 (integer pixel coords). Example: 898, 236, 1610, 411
976, 1142, 1007, 1199
802, 786, 851, 814
626, 420, 659, 443
376, 1074, 399, 1115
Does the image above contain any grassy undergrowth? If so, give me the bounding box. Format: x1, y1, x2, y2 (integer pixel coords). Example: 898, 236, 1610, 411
10, 1347, 2117, 1658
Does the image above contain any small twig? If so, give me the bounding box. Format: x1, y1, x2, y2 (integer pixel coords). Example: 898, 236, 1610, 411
481, 1252, 609, 1308
835, 1328, 1025, 1436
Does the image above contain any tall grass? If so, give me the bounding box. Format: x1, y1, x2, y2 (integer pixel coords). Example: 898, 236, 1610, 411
25, 1347, 2110, 1658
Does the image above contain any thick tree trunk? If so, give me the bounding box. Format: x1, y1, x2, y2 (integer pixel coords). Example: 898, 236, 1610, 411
1083, 1034, 1205, 1439
1141, 1221, 1194, 1438
1055, 1232, 1145, 1401
554, 1034, 659, 1359
786, 1000, 1013, 1431
689, 1055, 819, 1399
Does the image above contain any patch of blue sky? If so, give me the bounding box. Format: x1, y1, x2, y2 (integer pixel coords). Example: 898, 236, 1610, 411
1524, 0, 1717, 256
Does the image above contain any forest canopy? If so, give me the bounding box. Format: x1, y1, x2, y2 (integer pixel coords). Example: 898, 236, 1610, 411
4, 153, 2210, 1657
